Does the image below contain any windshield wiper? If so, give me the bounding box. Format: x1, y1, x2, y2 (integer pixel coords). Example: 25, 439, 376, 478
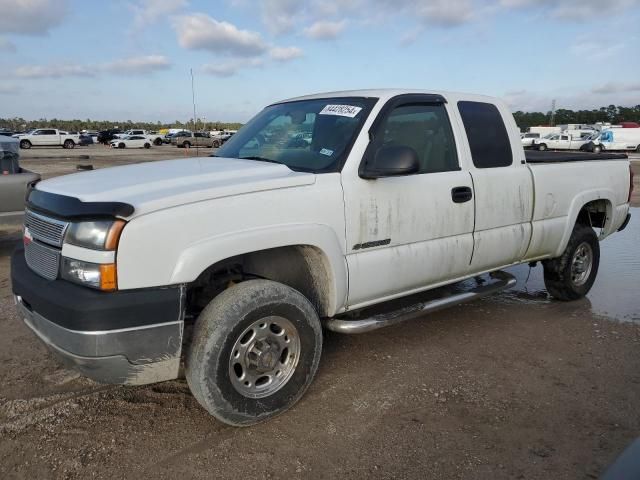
239, 156, 283, 165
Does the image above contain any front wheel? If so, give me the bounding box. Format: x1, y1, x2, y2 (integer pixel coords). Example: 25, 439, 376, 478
63, 139, 75, 149
118, 143, 125, 149
593, 145, 602, 153
186, 279, 322, 426
543, 224, 600, 301
537, 143, 547, 151
144, 143, 151, 149
154, 138, 163, 146
19, 140, 31, 149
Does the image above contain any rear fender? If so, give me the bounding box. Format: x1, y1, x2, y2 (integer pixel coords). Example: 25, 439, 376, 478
554, 189, 616, 257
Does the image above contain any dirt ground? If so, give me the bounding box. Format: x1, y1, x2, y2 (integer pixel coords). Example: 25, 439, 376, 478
1, 146, 639, 479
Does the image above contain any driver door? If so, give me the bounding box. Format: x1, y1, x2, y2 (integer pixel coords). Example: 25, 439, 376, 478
342, 96, 475, 308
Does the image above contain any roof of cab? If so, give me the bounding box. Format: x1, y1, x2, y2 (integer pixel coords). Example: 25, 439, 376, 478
276, 89, 501, 105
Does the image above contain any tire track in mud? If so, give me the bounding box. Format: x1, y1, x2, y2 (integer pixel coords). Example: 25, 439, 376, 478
0, 385, 116, 435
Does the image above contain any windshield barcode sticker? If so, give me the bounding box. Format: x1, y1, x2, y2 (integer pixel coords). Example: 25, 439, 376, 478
319, 105, 362, 118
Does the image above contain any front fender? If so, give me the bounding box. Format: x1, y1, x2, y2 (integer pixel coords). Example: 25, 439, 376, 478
170, 223, 348, 315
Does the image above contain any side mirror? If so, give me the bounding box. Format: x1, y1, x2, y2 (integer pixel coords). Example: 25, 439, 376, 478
360, 145, 420, 179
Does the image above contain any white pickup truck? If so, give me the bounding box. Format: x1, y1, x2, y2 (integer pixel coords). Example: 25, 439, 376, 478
14, 129, 80, 149
12, 89, 633, 426
531, 132, 593, 151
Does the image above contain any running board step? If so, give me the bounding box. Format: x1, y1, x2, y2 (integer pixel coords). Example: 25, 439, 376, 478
323, 271, 516, 334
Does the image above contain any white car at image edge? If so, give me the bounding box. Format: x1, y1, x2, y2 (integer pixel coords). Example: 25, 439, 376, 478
110, 135, 152, 149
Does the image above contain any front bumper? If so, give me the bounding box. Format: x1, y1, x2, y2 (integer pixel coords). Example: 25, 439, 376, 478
11, 249, 184, 385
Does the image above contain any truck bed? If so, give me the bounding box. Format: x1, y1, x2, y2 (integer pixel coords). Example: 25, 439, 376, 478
525, 150, 628, 163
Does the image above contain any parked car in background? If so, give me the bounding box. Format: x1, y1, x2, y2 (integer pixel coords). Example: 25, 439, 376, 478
164, 130, 191, 144
115, 130, 164, 146
211, 131, 235, 147
0, 136, 40, 222
586, 128, 640, 153
531, 133, 592, 151
521, 132, 541, 147
78, 134, 94, 146
109, 135, 152, 149
13, 129, 80, 149
97, 129, 122, 145
171, 132, 215, 148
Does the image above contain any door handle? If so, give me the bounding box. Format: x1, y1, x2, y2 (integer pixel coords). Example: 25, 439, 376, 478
451, 186, 473, 203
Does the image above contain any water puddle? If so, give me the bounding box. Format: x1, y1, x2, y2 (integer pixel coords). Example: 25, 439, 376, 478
499, 207, 640, 324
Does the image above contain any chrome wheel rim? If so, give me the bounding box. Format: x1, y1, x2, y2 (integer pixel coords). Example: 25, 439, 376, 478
571, 242, 593, 286
229, 316, 300, 399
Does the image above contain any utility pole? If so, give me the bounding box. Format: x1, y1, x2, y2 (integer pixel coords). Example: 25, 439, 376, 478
190, 68, 199, 153
549, 99, 556, 127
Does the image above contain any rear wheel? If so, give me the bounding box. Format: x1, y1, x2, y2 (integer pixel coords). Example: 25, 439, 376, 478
183, 141, 191, 148
213, 140, 220, 148
538, 143, 547, 151
543, 224, 600, 301
144, 143, 151, 149
636, 144, 640, 153
154, 138, 163, 146
593, 144, 602, 153
19, 140, 31, 149
186, 279, 322, 426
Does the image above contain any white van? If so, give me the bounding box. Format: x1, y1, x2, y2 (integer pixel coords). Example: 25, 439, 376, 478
591, 128, 640, 153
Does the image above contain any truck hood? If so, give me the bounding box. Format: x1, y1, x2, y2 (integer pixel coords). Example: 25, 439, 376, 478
36, 156, 316, 217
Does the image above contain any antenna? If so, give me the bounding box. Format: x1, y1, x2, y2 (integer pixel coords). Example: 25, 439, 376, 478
550, 99, 556, 127
190, 68, 199, 153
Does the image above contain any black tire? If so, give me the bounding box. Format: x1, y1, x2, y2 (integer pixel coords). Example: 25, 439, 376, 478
186, 279, 322, 426
19, 139, 31, 149
593, 145, 602, 153
118, 143, 125, 149
635, 144, 640, 153
543, 223, 600, 301
154, 138, 163, 146
213, 140, 220, 148
144, 143, 151, 149
63, 139, 75, 149
183, 141, 191, 148
538, 143, 547, 151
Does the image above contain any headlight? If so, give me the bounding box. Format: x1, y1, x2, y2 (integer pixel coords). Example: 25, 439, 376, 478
65, 220, 125, 250
60, 257, 117, 291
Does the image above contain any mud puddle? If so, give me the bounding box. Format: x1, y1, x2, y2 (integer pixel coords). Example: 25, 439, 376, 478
500, 207, 640, 323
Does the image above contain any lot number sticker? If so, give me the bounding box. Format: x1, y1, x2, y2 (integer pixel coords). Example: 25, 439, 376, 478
319, 105, 363, 118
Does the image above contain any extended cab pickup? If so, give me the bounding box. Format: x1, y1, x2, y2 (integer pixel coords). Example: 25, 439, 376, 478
14, 129, 80, 149
11, 89, 633, 426
532, 132, 593, 151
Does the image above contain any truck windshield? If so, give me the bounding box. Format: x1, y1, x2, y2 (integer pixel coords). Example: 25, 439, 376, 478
215, 97, 377, 173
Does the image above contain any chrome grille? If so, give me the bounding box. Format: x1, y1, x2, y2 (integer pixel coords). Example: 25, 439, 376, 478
25, 240, 60, 280
24, 210, 68, 247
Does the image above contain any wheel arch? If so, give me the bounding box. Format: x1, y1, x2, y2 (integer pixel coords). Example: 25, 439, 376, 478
554, 191, 615, 257
171, 226, 348, 317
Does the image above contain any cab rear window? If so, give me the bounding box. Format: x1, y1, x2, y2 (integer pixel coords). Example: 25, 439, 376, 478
458, 101, 512, 168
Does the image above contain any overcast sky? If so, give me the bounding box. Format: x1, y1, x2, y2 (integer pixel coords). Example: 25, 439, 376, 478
0, 0, 639, 123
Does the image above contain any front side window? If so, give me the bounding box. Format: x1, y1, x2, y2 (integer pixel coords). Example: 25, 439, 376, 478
216, 97, 377, 173
374, 103, 459, 173
457, 101, 512, 168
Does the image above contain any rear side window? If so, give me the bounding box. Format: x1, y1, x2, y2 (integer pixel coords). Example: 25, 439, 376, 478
458, 101, 512, 168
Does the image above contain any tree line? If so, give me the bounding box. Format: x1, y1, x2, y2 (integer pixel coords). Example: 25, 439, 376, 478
1, 104, 639, 132
513, 104, 640, 129
0, 117, 244, 132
